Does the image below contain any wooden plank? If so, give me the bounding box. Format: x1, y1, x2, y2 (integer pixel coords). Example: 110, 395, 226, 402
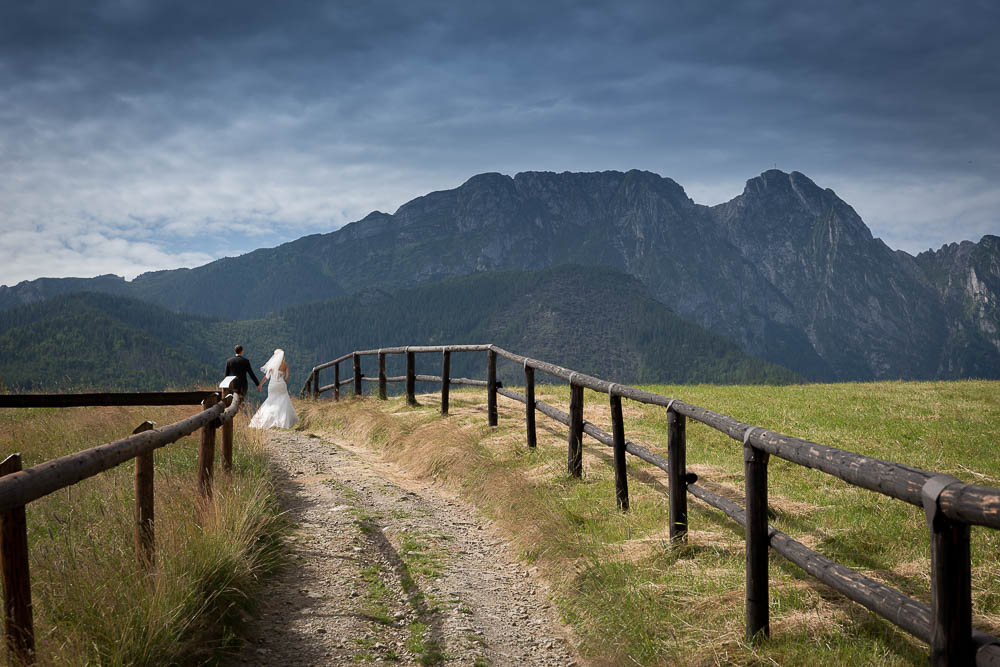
197, 393, 219, 498
441, 351, 451, 416
312, 352, 356, 372
320, 345, 1000, 530
609, 394, 628, 511
524, 365, 536, 448
744, 442, 770, 641
449, 378, 488, 387
378, 352, 387, 400
353, 353, 362, 397
684, 481, 970, 648
976, 640, 1000, 666
0, 454, 34, 665
492, 345, 1000, 529
0, 392, 213, 408
132, 421, 156, 567
938, 484, 1000, 530
930, 517, 972, 665
667, 408, 688, 541
487, 349, 497, 426
221, 390, 234, 473
405, 351, 416, 405
0, 400, 227, 514
351, 345, 489, 357
498, 387, 668, 471
924, 475, 973, 665
568, 384, 583, 478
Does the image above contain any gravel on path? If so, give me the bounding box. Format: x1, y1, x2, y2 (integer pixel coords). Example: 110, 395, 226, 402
235, 428, 578, 666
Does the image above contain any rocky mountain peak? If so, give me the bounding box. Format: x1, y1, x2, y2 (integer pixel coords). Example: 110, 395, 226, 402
717, 169, 871, 248
460, 172, 515, 190
1, 168, 996, 382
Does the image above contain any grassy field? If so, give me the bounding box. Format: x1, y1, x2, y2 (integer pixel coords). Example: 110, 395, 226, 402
299, 380, 1000, 665
0, 403, 284, 665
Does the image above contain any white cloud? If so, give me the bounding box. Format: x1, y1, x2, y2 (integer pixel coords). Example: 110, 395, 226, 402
1, 0, 998, 286
822, 173, 1000, 254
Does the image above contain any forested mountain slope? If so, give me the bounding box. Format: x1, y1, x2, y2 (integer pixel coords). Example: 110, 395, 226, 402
0, 266, 799, 391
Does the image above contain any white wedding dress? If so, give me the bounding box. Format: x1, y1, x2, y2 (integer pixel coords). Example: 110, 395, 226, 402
249, 368, 298, 429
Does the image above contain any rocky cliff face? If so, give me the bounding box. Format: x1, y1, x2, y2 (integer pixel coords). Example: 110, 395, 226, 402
2, 169, 997, 381
712, 170, 950, 379
915, 235, 1000, 377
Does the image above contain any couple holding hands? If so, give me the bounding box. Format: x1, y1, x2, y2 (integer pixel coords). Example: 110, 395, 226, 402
224, 344, 298, 429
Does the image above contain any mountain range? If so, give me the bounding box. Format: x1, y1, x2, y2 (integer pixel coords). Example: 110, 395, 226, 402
2, 168, 997, 384
0, 266, 798, 391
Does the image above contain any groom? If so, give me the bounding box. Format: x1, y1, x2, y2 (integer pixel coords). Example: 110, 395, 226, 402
224, 344, 261, 395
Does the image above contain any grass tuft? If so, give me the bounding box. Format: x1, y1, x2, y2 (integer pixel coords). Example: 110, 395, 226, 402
0, 403, 284, 665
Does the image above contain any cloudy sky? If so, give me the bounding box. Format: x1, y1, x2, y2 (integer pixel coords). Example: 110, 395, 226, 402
2, 1, 998, 286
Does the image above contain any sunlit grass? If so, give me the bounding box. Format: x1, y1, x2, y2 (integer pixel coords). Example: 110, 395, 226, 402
300, 380, 1000, 665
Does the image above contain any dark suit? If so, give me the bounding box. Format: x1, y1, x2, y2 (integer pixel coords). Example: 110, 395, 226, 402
224, 355, 261, 395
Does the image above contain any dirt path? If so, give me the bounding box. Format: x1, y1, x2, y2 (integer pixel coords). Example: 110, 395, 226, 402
235, 429, 578, 666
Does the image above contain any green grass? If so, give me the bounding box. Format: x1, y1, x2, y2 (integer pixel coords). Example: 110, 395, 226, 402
359, 564, 394, 625
0, 404, 284, 665
299, 380, 1000, 665
406, 621, 447, 666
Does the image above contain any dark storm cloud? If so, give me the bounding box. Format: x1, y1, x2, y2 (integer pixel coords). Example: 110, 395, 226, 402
1, 1, 998, 284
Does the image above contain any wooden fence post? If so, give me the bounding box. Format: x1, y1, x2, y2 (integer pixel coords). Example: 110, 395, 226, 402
198, 392, 219, 498
334, 363, 340, 401
353, 353, 362, 397
0, 453, 34, 665
609, 392, 629, 511
744, 430, 770, 641
923, 475, 972, 665
312, 370, 319, 399
667, 407, 688, 542
487, 349, 498, 426
221, 388, 234, 473
378, 351, 387, 400
524, 364, 536, 448
568, 383, 584, 478
132, 421, 156, 568
440, 350, 451, 415
405, 349, 416, 405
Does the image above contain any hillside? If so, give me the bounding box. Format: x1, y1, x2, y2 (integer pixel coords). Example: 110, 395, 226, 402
0, 266, 798, 391
281, 265, 800, 386
2, 169, 996, 382
0, 293, 217, 390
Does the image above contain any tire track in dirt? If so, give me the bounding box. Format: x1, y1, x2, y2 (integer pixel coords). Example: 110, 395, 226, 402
235, 429, 578, 666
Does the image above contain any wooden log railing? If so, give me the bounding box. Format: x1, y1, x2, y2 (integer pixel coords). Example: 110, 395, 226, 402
0, 380, 242, 664
302, 344, 1000, 666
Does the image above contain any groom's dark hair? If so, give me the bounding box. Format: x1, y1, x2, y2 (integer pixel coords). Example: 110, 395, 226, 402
234, 344, 243, 354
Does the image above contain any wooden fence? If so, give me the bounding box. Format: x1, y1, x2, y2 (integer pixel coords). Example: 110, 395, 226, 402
0, 381, 242, 664
302, 344, 1000, 666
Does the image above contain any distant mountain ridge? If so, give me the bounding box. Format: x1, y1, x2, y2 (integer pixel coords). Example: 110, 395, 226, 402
2, 169, 997, 381
0, 266, 799, 391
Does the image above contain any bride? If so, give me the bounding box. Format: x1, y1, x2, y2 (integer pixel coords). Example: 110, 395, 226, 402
249, 348, 299, 429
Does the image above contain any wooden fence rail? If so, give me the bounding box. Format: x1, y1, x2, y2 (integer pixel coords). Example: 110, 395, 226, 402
302, 343, 1000, 666
0, 382, 241, 664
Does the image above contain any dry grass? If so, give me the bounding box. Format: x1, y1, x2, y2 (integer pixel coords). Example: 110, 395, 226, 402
0, 403, 283, 665
298, 380, 1000, 665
